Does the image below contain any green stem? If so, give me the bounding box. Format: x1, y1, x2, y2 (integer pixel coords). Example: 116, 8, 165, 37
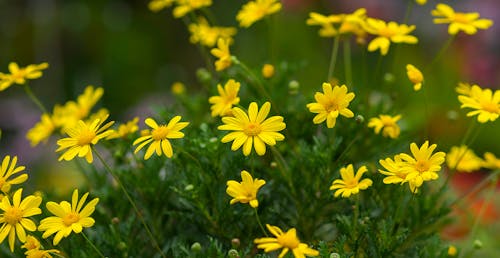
343, 39, 353, 88
254, 208, 268, 237
23, 84, 48, 114
234, 59, 277, 110
327, 36, 340, 82
428, 35, 455, 70
82, 231, 106, 258
270, 146, 296, 197
92, 147, 166, 258
353, 194, 360, 234
402, 0, 414, 24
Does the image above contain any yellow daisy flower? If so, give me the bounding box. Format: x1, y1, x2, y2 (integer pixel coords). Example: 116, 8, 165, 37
446, 145, 483, 172
254, 224, 319, 258
367, 114, 402, 139
458, 84, 500, 123
0, 189, 42, 252
210, 38, 232, 72
65, 86, 104, 122
173, 0, 212, 19
306, 12, 342, 37
25, 248, 61, 258
483, 152, 500, 170
378, 154, 408, 185
26, 113, 56, 146
0, 155, 29, 194
56, 115, 115, 163
226, 170, 266, 208
208, 79, 241, 117
306, 9, 366, 40
0, 62, 48, 91
21, 235, 41, 251
133, 116, 189, 159
148, 0, 174, 12
218, 102, 286, 156
38, 189, 99, 245
107, 117, 140, 139
306, 83, 355, 128
236, 0, 282, 28
363, 18, 418, 55
188, 17, 237, 47
406, 64, 424, 91
330, 164, 372, 198
399, 141, 446, 193
432, 3, 493, 35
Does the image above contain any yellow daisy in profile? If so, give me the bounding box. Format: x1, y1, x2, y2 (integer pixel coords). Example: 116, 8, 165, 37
38, 189, 99, 245
367, 114, 402, 139
363, 18, 418, 55
0, 155, 28, 194
107, 117, 140, 139
432, 3, 493, 35
458, 84, 500, 123
209, 79, 241, 117
148, 0, 174, 12
0, 62, 48, 91
330, 164, 372, 198
254, 224, 319, 258
306, 12, 342, 38
210, 38, 232, 72
133, 116, 189, 159
483, 152, 500, 170
306, 83, 355, 128
226, 170, 265, 208
399, 141, 446, 193
406, 64, 424, 91
56, 115, 115, 163
65, 86, 104, 122
379, 154, 408, 185
218, 102, 286, 156
236, 0, 282, 28
0, 188, 42, 252
188, 17, 237, 47
26, 113, 56, 146
446, 145, 483, 172
173, 0, 212, 18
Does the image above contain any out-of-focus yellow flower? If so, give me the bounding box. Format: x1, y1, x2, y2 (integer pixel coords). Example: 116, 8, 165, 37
261, 64, 275, 79
171, 82, 186, 95
416, 0, 426, 5
188, 17, 237, 47
330, 164, 372, 198
226, 170, 265, 208
0, 62, 48, 91
0, 155, 28, 194
210, 38, 232, 71
446, 145, 483, 172
306, 12, 342, 37
209, 79, 240, 117
173, 0, 212, 19
458, 84, 500, 123
483, 152, 500, 170
448, 245, 457, 256
25, 248, 61, 258
236, 0, 282, 28
306, 9, 367, 42
254, 224, 319, 258
363, 18, 418, 55
148, 0, 174, 12
456, 82, 472, 96
406, 64, 424, 91
307, 83, 355, 128
432, 3, 493, 35
107, 117, 140, 139
368, 114, 402, 139
26, 113, 56, 146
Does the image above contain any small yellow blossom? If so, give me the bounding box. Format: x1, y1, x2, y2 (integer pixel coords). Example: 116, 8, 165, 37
173, 0, 212, 19
0, 155, 29, 194
107, 117, 140, 139
363, 18, 418, 55
38, 189, 99, 245
307, 9, 366, 41
133, 117, 189, 159
262, 64, 275, 79
306, 12, 342, 37
236, 0, 282, 28
458, 84, 500, 123
66, 86, 104, 122
406, 64, 424, 91
448, 245, 457, 256
368, 114, 402, 139
218, 102, 286, 156
456, 82, 472, 96
330, 164, 372, 198
0, 189, 42, 252
483, 152, 500, 170
208, 79, 240, 117
56, 115, 115, 163
148, 0, 174, 12
26, 114, 56, 146
446, 145, 483, 172
254, 224, 319, 258
21, 235, 41, 251
0, 62, 48, 91
306, 83, 355, 128
210, 38, 232, 71
379, 154, 408, 185
188, 17, 237, 47
432, 3, 493, 35
226, 170, 265, 208
171, 82, 186, 95
416, 0, 426, 5
25, 248, 61, 258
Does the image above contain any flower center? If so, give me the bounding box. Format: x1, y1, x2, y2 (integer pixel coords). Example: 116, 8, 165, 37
277, 231, 300, 249
344, 179, 359, 189
77, 129, 96, 146
415, 160, 430, 172
453, 13, 471, 24
324, 100, 339, 113
11, 69, 27, 80
379, 27, 396, 38
63, 212, 80, 226
481, 101, 499, 113
4, 207, 23, 225
244, 123, 262, 136
151, 126, 169, 140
